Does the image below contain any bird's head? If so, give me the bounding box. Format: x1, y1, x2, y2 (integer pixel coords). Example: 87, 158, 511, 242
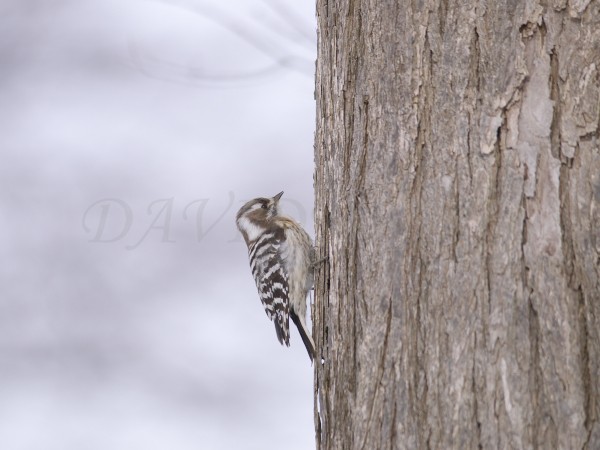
236, 191, 283, 244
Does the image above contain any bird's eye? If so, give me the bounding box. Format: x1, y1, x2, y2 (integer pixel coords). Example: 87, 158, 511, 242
261, 204, 268, 209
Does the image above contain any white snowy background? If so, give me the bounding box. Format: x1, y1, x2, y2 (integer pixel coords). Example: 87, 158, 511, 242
0, 1, 316, 449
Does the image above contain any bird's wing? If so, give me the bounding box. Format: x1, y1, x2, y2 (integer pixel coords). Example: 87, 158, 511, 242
248, 228, 290, 346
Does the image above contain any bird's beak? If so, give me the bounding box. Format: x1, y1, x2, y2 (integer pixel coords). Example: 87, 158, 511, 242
273, 191, 284, 202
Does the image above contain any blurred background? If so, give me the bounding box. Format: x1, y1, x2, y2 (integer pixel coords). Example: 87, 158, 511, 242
0, 1, 316, 449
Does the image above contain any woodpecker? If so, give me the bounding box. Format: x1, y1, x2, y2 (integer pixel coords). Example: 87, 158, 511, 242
236, 191, 315, 361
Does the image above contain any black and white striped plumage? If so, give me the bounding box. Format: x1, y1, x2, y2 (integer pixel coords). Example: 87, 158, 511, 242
236, 191, 315, 361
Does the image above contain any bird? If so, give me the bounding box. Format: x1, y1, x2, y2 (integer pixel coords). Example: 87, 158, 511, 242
236, 191, 315, 361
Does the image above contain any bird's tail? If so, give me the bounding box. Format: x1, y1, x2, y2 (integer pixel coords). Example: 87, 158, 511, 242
290, 310, 315, 362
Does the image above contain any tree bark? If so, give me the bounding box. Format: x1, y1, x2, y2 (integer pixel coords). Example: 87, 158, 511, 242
313, 1, 600, 449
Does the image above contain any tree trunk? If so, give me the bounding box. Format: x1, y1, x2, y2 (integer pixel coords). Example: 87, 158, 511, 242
313, 1, 600, 449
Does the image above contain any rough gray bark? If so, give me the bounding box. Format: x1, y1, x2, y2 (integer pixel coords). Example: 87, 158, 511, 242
313, 1, 600, 449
